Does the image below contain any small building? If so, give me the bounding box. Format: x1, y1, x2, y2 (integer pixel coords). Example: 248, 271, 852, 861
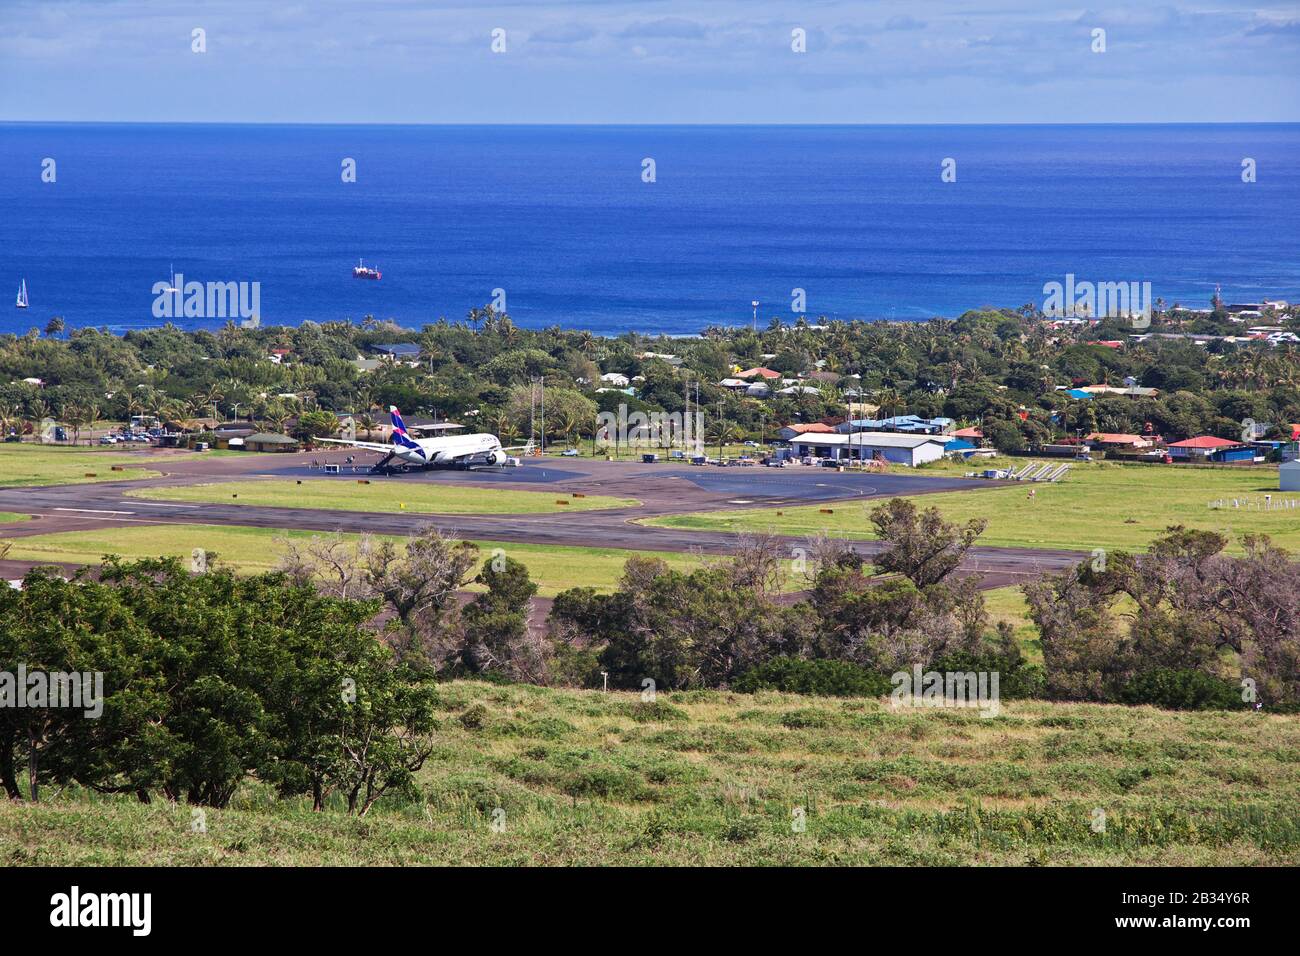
735, 367, 782, 381
1086, 433, 1154, 451
599, 372, 630, 387
1280, 460, 1300, 491
836, 415, 951, 436
785, 432, 948, 467
243, 432, 301, 453
1167, 436, 1249, 462
370, 343, 422, 362
778, 422, 837, 441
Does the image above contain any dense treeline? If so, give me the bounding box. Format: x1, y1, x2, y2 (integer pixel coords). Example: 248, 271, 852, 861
2, 304, 1298, 448
2, 508, 1295, 808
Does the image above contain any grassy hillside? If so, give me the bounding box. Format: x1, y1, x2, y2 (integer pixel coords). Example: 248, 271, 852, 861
3, 681, 1296, 865
646, 458, 1300, 553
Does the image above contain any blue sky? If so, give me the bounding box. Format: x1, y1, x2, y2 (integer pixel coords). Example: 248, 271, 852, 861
2, 1, 1298, 123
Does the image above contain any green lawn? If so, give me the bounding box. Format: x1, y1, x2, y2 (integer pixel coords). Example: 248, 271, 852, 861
1, 523, 706, 597
3, 680, 1296, 865
646, 458, 1300, 554
0, 445, 184, 487
127, 479, 639, 515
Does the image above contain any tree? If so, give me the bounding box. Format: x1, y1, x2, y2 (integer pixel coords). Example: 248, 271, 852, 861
458, 556, 544, 680
292, 409, 341, 443
868, 498, 987, 588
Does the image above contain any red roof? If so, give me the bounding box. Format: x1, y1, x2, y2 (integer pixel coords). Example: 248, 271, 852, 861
1086, 432, 1148, 445
736, 367, 781, 380
952, 426, 983, 438
783, 422, 835, 435
1167, 436, 1241, 449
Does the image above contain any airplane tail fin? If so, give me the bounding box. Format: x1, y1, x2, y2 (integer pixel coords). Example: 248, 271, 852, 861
388, 406, 423, 454
389, 405, 408, 438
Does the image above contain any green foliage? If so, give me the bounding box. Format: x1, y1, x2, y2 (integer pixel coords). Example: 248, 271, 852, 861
0, 557, 438, 815
733, 657, 892, 697
1119, 668, 1247, 712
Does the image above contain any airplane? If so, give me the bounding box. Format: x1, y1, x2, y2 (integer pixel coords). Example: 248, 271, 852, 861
318, 406, 532, 474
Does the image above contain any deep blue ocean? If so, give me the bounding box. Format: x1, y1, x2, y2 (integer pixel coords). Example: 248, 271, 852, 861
1, 123, 1297, 336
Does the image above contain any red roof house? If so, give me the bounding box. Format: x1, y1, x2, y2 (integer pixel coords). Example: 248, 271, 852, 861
1167, 436, 1247, 461
735, 367, 782, 380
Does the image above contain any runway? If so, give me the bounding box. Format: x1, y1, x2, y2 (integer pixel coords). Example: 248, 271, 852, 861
0, 448, 1087, 588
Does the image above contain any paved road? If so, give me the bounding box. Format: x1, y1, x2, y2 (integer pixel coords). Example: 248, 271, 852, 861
0, 448, 1087, 587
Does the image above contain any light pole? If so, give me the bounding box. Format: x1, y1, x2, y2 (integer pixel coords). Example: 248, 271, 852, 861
751, 300, 759, 332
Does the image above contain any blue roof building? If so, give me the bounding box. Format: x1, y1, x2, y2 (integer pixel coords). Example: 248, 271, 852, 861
370, 342, 422, 358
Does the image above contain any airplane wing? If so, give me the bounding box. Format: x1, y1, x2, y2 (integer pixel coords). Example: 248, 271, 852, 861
317, 438, 394, 453
500, 441, 535, 454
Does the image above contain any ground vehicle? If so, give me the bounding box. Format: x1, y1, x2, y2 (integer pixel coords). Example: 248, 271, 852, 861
3, 434, 21, 443
98, 436, 117, 445
561, 448, 579, 457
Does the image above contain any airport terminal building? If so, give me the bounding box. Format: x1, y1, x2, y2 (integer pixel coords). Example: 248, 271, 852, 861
783, 432, 949, 467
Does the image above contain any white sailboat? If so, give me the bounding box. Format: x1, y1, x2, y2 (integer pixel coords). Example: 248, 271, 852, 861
15, 279, 28, 309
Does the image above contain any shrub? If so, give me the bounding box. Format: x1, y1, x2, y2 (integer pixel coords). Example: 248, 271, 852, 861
930, 652, 1046, 700
733, 657, 892, 698
1118, 668, 1246, 711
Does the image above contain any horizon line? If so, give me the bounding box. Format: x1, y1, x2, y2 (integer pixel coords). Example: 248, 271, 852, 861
3, 119, 1299, 129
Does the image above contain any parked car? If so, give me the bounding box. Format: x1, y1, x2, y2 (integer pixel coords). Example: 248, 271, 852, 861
98, 435, 117, 445
561, 448, 579, 457
3, 434, 21, 443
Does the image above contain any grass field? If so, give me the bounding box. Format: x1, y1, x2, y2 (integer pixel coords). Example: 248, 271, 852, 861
646, 458, 1300, 554
2, 680, 1296, 865
127, 479, 639, 515
0, 445, 187, 487
0, 523, 710, 597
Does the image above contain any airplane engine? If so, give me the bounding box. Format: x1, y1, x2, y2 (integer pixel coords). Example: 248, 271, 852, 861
488, 449, 508, 466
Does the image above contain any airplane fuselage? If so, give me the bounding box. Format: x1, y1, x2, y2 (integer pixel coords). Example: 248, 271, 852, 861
393, 433, 508, 467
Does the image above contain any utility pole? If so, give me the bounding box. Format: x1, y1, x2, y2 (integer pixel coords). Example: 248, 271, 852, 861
717, 399, 724, 459
539, 375, 545, 455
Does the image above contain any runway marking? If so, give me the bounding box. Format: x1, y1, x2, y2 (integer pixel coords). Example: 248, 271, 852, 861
53, 507, 135, 516
132, 501, 202, 508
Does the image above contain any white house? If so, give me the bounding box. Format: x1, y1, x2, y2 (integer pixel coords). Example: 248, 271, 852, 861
784, 432, 948, 467
600, 372, 630, 387
1281, 459, 1300, 492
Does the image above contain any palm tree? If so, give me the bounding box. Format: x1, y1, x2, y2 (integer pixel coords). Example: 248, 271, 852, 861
198, 384, 223, 420
0, 403, 17, 439
82, 402, 102, 445
61, 404, 87, 446
357, 412, 377, 440
262, 404, 291, 434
